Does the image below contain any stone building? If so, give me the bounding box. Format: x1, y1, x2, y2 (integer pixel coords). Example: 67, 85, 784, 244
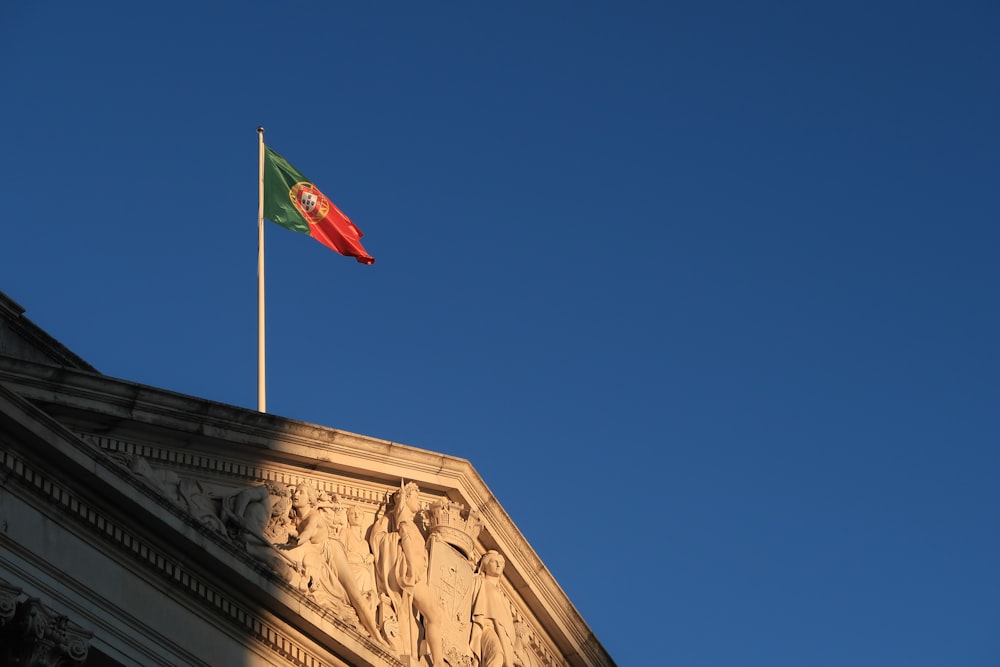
0, 290, 613, 667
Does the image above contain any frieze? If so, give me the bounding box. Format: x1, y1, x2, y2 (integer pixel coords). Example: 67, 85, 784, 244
83, 433, 392, 506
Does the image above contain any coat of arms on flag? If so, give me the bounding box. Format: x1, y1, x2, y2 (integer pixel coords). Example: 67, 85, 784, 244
288, 183, 330, 222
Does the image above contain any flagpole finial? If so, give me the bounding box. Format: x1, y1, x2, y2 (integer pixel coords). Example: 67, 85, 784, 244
257, 126, 265, 134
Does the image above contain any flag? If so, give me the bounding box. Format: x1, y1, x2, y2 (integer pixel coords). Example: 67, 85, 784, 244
262, 146, 374, 264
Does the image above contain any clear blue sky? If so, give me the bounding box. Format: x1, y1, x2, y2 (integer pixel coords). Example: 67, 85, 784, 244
2, 2, 998, 665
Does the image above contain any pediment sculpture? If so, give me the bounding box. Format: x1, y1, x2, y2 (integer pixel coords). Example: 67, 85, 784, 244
120, 455, 536, 666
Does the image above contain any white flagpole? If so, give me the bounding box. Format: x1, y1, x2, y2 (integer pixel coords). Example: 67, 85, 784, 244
257, 126, 267, 413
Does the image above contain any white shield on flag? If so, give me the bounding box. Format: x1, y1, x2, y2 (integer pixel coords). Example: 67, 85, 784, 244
299, 191, 319, 213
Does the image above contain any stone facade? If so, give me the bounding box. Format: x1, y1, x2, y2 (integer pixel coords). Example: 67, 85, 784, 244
0, 291, 614, 667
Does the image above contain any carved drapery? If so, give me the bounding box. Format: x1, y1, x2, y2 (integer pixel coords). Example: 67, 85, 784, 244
367, 482, 526, 667
115, 452, 550, 667
0, 580, 92, 667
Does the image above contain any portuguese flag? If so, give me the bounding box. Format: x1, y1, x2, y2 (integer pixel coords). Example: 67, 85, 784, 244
262, 146, 374, 264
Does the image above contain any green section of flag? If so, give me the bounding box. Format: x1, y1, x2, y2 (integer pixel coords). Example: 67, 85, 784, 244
263, 146, 310, 235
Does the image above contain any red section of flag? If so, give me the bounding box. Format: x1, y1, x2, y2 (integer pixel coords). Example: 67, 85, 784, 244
292, 186, 374, 265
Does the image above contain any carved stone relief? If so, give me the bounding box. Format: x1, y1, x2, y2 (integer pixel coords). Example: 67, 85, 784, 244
277, 482, 384, 640
469, 551, 515, 667
116, 454, 544, 667
513, 619, 538, 667
368, 481, 529, 667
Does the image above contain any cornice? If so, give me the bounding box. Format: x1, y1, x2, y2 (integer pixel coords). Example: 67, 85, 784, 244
0, 294, 97, 372
79, 432, 573, 667
0, 356, 471, 484
0, 356, 615, 667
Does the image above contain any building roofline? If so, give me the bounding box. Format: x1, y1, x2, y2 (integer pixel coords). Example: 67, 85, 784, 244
0, 291, 99, 372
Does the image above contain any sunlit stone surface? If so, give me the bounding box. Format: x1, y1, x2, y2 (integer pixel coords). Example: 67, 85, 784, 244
0, 290, 614, 667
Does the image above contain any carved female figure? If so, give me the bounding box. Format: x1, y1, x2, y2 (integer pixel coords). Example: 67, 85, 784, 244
280, 483, 383, 641
340, 506, 377, 614
470, 551, 516, 667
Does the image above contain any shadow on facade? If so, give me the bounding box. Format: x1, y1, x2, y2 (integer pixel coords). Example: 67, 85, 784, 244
0, 290, 608, 667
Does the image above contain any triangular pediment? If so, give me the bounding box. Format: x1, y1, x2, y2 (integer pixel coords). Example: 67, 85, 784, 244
0, 292, 613, 667
0, 292, 96, 372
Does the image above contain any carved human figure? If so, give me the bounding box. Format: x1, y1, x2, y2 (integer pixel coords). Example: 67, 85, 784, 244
262, 484, 294, 544
177, 479, 227, 533
369, 500, 404, 653
513, 621, 537, 667
340, 505, 377, 616
369, 482, 446, 665
315, 492, 347, 541
220, 483, 296, 573
222, 483, 274, 543
470, 551, 516, 667
128, 456, 182, 502
128, 457, 229, 534
279, 483, 383, 641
